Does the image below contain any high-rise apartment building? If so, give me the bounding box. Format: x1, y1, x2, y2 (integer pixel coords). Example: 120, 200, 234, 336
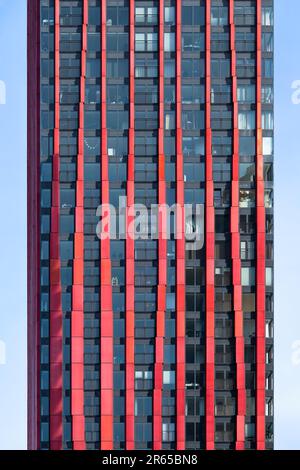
28, 0, 274, 450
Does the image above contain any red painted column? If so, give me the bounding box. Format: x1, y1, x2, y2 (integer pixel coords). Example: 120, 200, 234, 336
100, 0, 114, 450
205, 0, 215, 450
49, 0, 63, 450
153, 0, 166, 451
175, 0, 185, 451
125, 0, 135, 450
229, 0, 246, 450
256, 0, 266, 451
71, 0, 88, 450
27, 0, 41, 450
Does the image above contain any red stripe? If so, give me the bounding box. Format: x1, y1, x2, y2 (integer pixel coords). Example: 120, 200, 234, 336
27, 0, 41, 450
100, 0, 114, 450
71, 0, 88, 450
229, 1, 246, 450
153, 0, 166, 450
175, 0, 185, 450
205, 0, 215, 450
125, 0, 135, 450
49, 0, 63, 450
256, 0, 266, 450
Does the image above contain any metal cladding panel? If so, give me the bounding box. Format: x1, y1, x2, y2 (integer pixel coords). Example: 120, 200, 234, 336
49, 0, 63, 450
229, 0, 246, 449
256, 0, 266, 450
175, 0, 185, 450
27, 0, 41, 449
100, 0, 114, 450
205, 0, 215, 450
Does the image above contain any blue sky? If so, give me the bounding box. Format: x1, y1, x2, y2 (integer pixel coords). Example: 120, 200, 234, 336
274, 0, 300, 450
0, 0, 299, 450
0, 0, 27, 450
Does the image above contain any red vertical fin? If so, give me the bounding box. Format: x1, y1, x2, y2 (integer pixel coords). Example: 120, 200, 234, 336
71, 0, 88, 450
100, 0, 114, 450
49, 0, 63, 450
153, 0, 166, 451
205, 0, 215, 450
229, 0, 246, 450
256, 0, 266, 451
125, 0, 135, 451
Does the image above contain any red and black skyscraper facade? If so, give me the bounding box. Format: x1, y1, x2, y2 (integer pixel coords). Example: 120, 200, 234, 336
28, 0, 274, 450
